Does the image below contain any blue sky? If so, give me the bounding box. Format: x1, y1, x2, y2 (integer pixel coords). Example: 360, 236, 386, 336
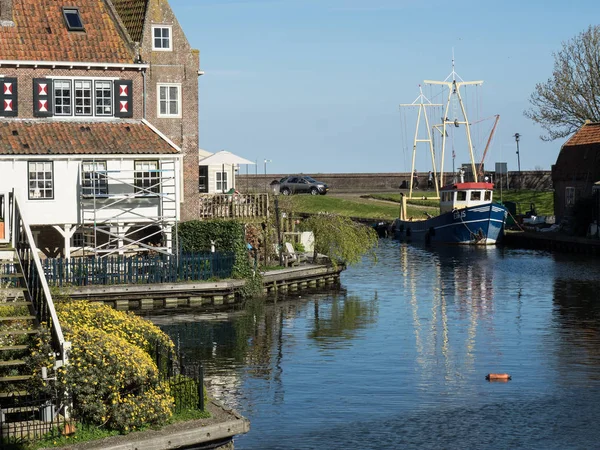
172, 0, 599, 174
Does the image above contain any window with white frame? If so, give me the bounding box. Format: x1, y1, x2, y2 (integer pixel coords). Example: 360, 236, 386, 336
566, 187, 576, 207
81, 161, 108, 196
95, 81, 112, 116
74, 80, 92, 116
152, 25, 172, 51
54, 80, 72, 115
28, 161, 54, 200
216, 171, 228, 193
134, 161, 160, 195
158, 84, 181, 117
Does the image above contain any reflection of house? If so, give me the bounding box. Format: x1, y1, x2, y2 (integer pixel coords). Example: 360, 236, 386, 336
552, 122, 600, 225
0, 0, 202, 257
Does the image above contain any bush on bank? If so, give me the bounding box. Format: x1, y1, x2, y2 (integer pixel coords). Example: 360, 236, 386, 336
178, 220, 262, 297
29, 302, 177, 433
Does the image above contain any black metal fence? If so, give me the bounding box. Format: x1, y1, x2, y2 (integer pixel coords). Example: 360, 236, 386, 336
40, 252, 235, 287
0, 362, 205, 448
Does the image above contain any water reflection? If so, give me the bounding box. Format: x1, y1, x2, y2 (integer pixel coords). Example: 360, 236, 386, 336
149, 241, 600, 450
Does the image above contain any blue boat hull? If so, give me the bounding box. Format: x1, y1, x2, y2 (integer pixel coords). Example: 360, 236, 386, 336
392, 203, 507, 245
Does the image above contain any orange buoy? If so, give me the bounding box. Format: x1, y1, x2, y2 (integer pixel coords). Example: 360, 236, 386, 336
486, 373, 511, 381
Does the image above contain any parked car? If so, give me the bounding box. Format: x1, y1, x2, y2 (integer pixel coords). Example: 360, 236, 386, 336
278, 175, 329, 195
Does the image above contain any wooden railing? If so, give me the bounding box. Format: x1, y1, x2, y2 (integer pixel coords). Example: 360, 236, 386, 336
199, 193, 270, 219
12, 193, 70, 373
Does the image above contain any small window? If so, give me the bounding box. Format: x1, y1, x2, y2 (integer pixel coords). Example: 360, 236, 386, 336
199, 165, 208, 193
484, 190, 492, 201
470, 191, 481, 201
63, 8, 84, 31
135, 161, 160, 195
566, 187, 576, 207
74, 80, 92, 116
456, 191, 467, 201
95, 81, 112, 116
54, 80, 72, 116
28, 161, 54, 200
216, 171, 228, 192
158, 84, 181, 117
152, 26, 172, 51
81, 161, 108, 196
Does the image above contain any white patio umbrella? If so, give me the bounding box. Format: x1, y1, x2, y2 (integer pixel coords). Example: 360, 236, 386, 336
199, 150, 255, 193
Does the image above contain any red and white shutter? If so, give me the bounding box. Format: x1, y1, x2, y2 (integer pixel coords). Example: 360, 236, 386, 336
33, 78, 52, 117
113, 80, 133, 118
0, 78, 18, 117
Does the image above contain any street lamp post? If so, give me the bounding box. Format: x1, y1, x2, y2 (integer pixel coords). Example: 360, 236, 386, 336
514, 133, 521, 188
270, 180, 283, 266
264, 159, 272, 192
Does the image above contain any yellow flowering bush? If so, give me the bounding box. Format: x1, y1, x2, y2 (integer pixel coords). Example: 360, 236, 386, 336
55, 302, 175, 432
56, 301, 174, 356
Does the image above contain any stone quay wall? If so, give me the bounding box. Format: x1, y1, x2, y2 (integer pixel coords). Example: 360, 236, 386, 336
237, 171, 553, 193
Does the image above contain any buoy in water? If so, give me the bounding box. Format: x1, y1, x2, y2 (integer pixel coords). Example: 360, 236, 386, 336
486, 373, 511, 381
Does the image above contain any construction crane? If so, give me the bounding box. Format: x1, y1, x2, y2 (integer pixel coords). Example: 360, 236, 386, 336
478, 114, 500, 180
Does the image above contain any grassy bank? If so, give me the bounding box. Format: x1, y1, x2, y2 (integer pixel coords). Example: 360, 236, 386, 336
286, 194, 438, 221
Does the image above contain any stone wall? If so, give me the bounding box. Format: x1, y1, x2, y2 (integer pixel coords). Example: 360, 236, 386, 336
237, 171, 553, 193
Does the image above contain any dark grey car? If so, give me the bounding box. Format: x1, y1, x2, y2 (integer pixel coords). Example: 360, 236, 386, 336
278, 175, 329, 195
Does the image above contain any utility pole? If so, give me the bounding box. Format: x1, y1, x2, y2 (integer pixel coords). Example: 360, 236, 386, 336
514, 133, 521, 188
264, 159, 271, 192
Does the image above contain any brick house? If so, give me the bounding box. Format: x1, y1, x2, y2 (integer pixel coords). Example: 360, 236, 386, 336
0, 0, 202, 257
552, 121, 600, 228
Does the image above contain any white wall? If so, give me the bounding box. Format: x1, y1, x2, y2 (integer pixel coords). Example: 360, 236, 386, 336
0, 156, 181, 226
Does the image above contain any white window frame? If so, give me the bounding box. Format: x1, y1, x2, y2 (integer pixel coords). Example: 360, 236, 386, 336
54, 80, 72, 116
74, 80, 92, 116
152, 25, 172, 51
134, 160, 160, 195
28, 161, 54, 200
94, 80, 113, 116
157, 84, 181, 118
216, 171, 228, 193
81, 161, 108, 197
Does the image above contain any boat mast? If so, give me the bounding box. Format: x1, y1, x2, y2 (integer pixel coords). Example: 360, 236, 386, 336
399, 86, 442, 199
425, 57, 483, 185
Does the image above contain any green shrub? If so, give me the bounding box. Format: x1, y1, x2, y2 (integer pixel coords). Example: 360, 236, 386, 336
52, 302, 176, 433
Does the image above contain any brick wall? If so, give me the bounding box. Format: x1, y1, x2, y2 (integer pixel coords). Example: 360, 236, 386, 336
0, 67, 143, 118
140, 0, 200, 221
237, 171, 554, 193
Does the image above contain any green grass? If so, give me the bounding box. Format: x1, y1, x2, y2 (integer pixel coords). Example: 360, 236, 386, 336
495, 190, 554, 216
287, 194, 438, 221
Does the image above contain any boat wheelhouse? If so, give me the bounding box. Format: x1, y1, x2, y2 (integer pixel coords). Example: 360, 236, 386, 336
440, 182, 494, 214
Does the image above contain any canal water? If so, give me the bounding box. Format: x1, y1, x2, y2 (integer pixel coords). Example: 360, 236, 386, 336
151, 239, 600, 449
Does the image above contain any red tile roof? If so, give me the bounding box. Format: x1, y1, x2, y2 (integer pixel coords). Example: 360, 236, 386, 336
0, 0, 134, 63
563, 122, 600, 147
111, 0, 148, 43
0, 120, 179, 155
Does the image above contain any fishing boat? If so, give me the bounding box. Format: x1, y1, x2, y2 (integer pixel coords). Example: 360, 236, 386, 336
392, 62, 507, 245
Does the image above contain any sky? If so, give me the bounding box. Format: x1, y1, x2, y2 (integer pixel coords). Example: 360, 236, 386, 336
171, 0, 600, 175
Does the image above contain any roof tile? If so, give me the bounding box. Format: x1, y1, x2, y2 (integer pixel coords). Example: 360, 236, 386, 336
0, 120, 179, 156
111, 0, 148, 43
0, 0, 134, 63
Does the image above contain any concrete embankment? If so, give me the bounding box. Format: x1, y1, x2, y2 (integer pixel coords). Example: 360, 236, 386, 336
503, 230, 600, 255
56, 399, 249, 450
62, 263, 343, 313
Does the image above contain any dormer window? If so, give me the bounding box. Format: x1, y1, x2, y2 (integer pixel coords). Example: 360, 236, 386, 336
63, 7, 84, 31
152, 25, 172, 51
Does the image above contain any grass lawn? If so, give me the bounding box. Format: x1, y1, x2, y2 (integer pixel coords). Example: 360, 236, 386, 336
285, 194, 438, 221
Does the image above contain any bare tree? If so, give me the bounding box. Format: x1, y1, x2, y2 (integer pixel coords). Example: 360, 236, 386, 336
525, 25, 600, 141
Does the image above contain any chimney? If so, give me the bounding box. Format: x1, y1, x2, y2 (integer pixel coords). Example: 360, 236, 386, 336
0, 0, 13, 22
